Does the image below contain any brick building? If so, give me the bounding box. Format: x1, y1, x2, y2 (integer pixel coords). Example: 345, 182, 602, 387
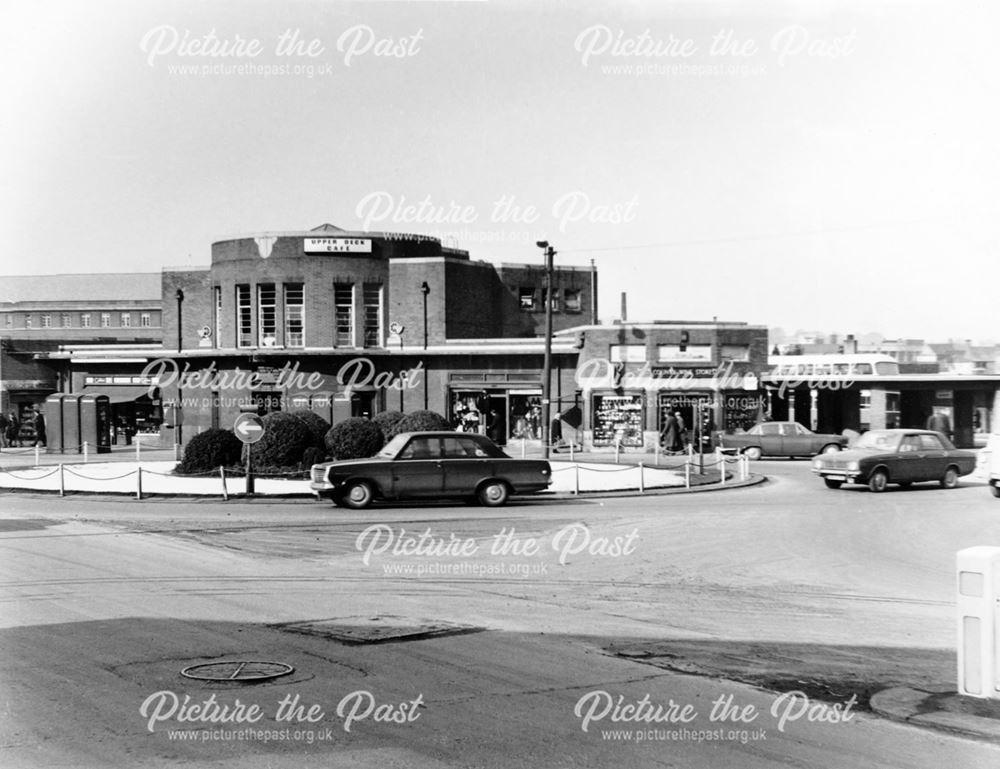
35, 224, 596, 447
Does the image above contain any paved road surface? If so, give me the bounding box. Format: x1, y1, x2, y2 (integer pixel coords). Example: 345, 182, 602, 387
2, 460, 999, 767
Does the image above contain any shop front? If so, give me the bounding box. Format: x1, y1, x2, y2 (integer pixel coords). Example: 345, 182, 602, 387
450, 384, 543, 446
82, 376, 162, 445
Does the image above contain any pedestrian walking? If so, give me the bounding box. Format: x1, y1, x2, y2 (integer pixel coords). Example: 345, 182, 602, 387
7, 412, 21, 447
661, 411, 681, 452
0, 412, 7, 449
32, 408, 46, 447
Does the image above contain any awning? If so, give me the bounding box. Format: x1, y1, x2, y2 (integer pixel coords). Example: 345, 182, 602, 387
81, 386, 160, 404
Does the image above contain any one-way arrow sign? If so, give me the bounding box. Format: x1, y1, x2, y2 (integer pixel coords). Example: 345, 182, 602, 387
234, 413, 265, 444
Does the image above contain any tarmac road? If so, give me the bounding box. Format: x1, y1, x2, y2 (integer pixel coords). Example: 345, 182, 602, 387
1, 459, 999, 767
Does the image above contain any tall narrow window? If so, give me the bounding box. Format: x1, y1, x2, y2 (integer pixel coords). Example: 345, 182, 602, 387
25, 315, 33, 328
214, 287, 222, 347
284, 284, 304, 347
236, 284, 252, 347
120, 313, 131, 327
258, 284, 277, 346
334, 283, 354, 347
140, 312, 151, 327
60, 312, 71, 327
363, 284, 382, 348
81, 313, 91, 328
41, 313, 52, 328
101, 312, 111, 328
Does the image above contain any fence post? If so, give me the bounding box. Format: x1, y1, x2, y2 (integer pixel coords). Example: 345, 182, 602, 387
83, 441, 89, 463
136, 467, 142, 500
684, 460, 690, 489
174, 443, 180, 462
135, 440, 141, 464
717, 448, 725, 485
654, 441, 659, 465
569, 442, 575, 461
36, 445, 41, 466
638, 461, 645, 494
220, 465, 228, 501
574, 464, 580, 495
615, 440, 621, 464
58, 463, 65, 496
521, 437, 526, 459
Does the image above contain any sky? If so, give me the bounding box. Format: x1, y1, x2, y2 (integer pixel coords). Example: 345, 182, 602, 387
2, 0, 998, 342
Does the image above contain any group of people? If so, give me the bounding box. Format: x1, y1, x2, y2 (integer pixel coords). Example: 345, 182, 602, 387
660, 409, 688, 452
0, 408, 45, 448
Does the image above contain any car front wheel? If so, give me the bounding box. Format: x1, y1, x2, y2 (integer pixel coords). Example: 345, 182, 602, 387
477, 480, 510, 507
340, 480, 374, 509
743, 447, 763, 461
868, 469, 889, 493
823, 478, 843, 489
940, 466, 960, 489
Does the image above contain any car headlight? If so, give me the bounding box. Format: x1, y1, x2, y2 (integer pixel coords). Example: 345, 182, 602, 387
846, 460, 859, 471
812, 459, 822, 470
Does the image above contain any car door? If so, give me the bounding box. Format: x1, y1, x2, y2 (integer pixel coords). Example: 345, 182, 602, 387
439, 436, 495, 497
780, 423, 815, 456
917, 433, 949, 480
390, 436, 444, 497
893, 434, 924, 482
757, 423, 782, 455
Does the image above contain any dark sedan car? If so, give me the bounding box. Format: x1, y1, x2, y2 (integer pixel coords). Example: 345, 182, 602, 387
716, 421, 848, 460
811, 429, 976, 492
310, 431, 552, 508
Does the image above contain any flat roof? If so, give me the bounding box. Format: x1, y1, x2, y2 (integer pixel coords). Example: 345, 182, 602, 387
0, 273, 162, 303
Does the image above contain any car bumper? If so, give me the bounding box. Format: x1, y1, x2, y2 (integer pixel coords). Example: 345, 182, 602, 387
812, 469, 862, 483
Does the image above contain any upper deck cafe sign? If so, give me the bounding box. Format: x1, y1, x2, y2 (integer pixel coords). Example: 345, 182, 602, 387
304, 238, 372, 254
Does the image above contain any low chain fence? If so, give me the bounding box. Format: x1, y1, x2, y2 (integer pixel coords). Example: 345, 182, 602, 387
0, 446, 752, 500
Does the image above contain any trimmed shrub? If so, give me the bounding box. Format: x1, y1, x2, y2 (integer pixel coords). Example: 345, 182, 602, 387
395, 409, 450, 435
372, 410, 405, 440
250, 411, 314, 468
289, 409, 331, 447
301, 445, 327, 469
177, 428, 242, 475
324, 417, 385, 460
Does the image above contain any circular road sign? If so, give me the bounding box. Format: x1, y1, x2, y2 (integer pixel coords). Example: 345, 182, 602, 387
234, 413, 265, 444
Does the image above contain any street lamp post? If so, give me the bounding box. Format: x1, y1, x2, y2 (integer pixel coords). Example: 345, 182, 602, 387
175, 289, 184, 445
537, 241, 555, 459
420, 281, 430, 350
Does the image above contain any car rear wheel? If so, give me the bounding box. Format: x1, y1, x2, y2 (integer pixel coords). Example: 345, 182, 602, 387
820, 444, 842, 454
340, 480, 374, 509
823, 478, 843, 489
991, 482, 1000, 498
477, 480, 509, 507
868, 469, 889, 493
743, 447, 763, 461
940, 466, 960, 489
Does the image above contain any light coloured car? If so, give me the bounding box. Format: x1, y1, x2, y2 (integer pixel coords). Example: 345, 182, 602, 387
717, 421, 847, 460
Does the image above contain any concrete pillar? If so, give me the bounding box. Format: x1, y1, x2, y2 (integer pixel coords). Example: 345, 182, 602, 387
868, 386, 888, 430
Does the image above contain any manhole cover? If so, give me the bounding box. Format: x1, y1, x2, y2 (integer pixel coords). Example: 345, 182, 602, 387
180, 661, 294, 682
274, 616, 483, 645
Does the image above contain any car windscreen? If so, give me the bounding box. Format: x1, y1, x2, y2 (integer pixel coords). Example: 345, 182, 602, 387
377, 434, 410, 458
853, 431, 901, 451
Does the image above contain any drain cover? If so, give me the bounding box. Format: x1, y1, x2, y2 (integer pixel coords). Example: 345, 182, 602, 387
181, 661, 294, 682
275, 616, 483, 645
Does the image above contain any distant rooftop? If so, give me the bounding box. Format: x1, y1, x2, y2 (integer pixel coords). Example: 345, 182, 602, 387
0, 273, 162, 303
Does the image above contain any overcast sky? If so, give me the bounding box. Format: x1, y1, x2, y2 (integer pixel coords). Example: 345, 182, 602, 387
2, 0, 997, 342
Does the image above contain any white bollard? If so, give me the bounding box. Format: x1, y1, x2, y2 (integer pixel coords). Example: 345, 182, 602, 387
574, 464, 580, 495
58, 463, 65, 496
135, 467, 142, 500
35, 445, 41, 466
957, 547, 1000, 698
135, 440, 141, 464
83, 441, 89, 463
684, 460, 690, 489
220, 465, 228, 501
638, 461, 644, 494
521, 437, 526, 459
569, 442, 575, 461
717, 448, 725, 485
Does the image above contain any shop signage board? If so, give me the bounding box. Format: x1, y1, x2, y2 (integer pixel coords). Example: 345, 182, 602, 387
234, 413, 265, 444
304, 238, 372, 254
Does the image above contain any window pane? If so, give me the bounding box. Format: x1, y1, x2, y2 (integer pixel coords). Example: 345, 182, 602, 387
363, 284, 381, 348
236, 285, 252, 347
258, 284, 276, 345
284, 284, 304, 347
564, 289, 581, 312
335, 284, 353, 346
